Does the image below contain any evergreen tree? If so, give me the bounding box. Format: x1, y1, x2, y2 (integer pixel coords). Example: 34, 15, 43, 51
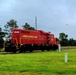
0, 27, 6, 48
4, 19, 18, 38
59, 33, 69, 46
22, 23, 35, 30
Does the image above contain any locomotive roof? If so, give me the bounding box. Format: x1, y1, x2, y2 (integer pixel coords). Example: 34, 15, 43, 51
12, 28, 52, 34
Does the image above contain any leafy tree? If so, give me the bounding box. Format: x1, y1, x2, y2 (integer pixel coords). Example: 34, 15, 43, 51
0, 27, 6, 48
22, 23, 35, 30
0, 27, 2, 31
59, 33, 68, 41
4, 19, 18, 38
59, 33, 69, 46
69, 38, 76, 46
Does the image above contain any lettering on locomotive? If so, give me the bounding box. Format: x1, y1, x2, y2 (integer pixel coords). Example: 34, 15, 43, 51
22, 35, 38, 38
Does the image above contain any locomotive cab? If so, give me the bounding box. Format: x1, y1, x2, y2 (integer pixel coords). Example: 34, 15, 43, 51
48, 34, 58, 50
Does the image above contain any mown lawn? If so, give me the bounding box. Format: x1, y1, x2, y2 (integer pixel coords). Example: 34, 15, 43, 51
0, 49, 76, 75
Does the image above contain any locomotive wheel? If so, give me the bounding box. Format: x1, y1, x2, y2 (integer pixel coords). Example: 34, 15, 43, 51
19, 45, 27, 53
12, 47, 16, 53
42, 50, 44, 52
29, 49, 33, 52
20, 48, 23, 53
16, 49, 20, 53
47, 49, 50, 51
5, 47, 10, 52
53, 45, 58, 50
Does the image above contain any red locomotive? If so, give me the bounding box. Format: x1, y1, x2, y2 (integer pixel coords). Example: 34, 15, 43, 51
5, 28, 59, 53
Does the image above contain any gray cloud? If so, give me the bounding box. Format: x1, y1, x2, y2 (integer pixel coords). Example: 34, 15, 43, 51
0, 0, 76, 38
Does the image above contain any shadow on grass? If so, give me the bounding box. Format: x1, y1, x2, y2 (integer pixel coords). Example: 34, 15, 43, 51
0, 50, 56, 55
0, 52, 14, 55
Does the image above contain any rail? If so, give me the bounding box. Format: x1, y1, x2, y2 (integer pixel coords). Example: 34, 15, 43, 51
61, 46, 76, 50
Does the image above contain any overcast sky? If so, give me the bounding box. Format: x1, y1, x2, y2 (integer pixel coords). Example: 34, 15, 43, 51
0, 0, 76, 38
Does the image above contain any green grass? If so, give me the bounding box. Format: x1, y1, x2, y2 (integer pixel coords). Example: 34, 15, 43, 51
0, 49, 76, 75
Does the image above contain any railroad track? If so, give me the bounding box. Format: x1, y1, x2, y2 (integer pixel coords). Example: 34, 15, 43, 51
61, 46, 76, 50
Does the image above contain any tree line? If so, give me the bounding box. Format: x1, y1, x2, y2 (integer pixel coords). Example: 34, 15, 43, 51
59, 33, 76, 46
0, 19, 76, 48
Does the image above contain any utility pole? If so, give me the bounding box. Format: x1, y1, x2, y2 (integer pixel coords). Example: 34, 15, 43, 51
35, 16, 37, 30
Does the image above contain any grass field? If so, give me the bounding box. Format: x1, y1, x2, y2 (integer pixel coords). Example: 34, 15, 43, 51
0, 49, 76, 75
